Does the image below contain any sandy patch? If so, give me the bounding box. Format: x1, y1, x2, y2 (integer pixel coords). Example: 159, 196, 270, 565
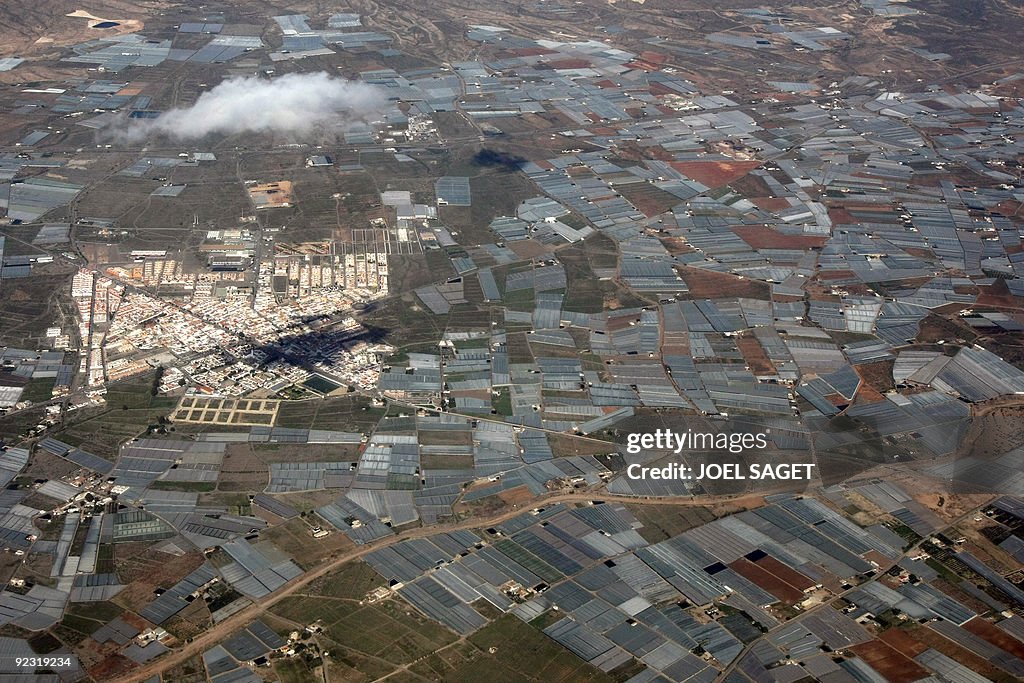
66, 9, 142, 33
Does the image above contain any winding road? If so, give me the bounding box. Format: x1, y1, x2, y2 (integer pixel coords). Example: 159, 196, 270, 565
109, 489, 764, 682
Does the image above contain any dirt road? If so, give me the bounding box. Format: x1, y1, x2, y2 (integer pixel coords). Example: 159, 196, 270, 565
111, 490, 763, 682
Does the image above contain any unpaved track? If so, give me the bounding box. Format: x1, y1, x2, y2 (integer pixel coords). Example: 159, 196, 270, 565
111, 490, 764, 682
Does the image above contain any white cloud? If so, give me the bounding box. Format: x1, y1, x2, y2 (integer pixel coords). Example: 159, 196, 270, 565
118, 72, 386, 141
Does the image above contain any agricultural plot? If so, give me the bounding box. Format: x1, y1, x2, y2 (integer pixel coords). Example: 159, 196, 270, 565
171, 396, 280, 426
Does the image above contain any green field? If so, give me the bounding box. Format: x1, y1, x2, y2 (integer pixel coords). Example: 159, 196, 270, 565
271, 593, 456, 669
626, 503, 718, 543
53, 601, 124, 646
410, 614, 622, 682
360, 295, 448, 349
20, 378, 56, 403
0, 405, 50, 444
492, 387, 512, 416
275, 394, 386, 431
302, 561, 386, 600
274, 655, 323, 683
503, 287, 535, 312
148, 480, 216, 493
51, 372, 177, 457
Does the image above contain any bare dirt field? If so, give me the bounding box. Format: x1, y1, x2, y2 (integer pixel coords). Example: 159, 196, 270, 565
676, 265, 771, 300
670, 160, 761, 188
849, 639, 929, 683
733, 225, 829, 250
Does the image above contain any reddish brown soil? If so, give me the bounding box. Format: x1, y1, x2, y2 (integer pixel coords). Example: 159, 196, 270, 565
753, 554, 816, 590
728, 558, 804, 603
977, 279, 1024, 309
669, 160, 762, 187
878, 628, 928, 658
750, 196, 794, 212
737, 335, 775, 375
963, 617, 1024, 659
733, 225, 829, 250
676, 265, 770, 300
849, 640, 929, 683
